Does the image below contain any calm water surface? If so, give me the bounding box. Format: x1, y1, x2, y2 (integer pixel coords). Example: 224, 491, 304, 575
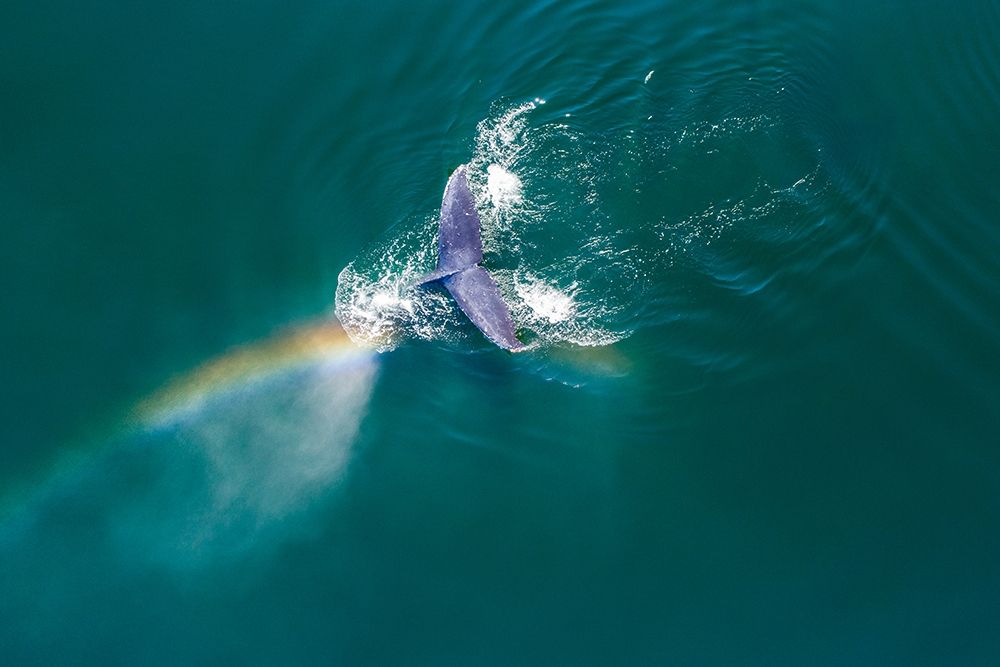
2, 0, 999, 663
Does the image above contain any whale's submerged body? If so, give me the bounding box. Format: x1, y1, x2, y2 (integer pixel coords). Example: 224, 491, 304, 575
414, 165, 525, 351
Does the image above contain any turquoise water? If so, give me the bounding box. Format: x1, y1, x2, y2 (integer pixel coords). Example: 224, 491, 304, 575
3, 0, 1000, 663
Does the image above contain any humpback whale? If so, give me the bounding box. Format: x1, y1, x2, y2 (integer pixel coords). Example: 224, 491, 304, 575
413, 165, 526, 351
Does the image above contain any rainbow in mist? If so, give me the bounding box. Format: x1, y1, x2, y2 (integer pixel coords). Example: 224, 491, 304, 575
133, 319, 377, 429
1, 319, 379, 527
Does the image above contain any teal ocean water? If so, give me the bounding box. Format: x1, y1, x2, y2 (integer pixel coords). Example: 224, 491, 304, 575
3, 0, 1000, 663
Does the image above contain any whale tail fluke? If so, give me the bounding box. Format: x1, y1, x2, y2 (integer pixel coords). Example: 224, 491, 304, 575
410, 268, 457, 288
413, 165, 526, 352
443, 267, 526, 351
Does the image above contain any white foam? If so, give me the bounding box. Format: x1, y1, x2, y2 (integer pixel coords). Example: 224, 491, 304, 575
515, 275, 576, 323
335, 268, 411, 351
486, 164, 523, 209
473, 101, 537, 167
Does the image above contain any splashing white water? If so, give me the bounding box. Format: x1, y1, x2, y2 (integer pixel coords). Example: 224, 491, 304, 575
486, 164, 523, 209
515, 274, 576, 323
336, 269, 416, 351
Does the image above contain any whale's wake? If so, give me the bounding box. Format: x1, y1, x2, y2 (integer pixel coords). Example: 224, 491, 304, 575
336, 96, 830, 352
